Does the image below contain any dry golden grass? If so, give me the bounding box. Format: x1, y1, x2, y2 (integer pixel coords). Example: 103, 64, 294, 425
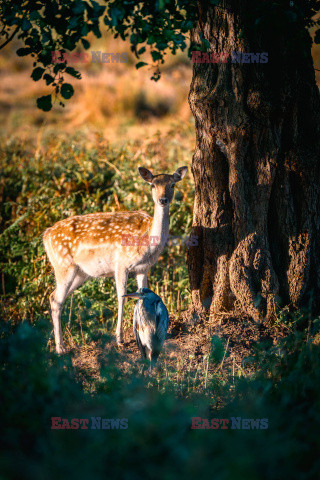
0, 32, 193, 143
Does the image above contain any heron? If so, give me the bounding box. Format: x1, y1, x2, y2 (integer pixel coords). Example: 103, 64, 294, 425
123, 288, 169, 370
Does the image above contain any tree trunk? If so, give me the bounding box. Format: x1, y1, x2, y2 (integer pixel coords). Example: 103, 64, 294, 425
187, 0, 320, 322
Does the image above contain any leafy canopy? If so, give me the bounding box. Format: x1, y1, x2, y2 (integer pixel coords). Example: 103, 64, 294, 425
0, 0, 320, 110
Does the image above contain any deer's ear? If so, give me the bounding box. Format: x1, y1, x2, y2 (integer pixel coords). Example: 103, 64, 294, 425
173, 166, 188, 182
138, 167, 154, 184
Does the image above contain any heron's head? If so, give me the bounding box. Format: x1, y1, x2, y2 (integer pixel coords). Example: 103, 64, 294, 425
123, 288, 155, 300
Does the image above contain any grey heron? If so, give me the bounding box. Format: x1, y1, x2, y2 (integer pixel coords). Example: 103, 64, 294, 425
123, 288, 169, 370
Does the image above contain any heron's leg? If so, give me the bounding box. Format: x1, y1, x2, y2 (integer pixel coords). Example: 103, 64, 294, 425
136, 271, 148, 289
115, 266, 128, 345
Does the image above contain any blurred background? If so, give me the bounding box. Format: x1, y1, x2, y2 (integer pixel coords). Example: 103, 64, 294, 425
0, 31, 194, 145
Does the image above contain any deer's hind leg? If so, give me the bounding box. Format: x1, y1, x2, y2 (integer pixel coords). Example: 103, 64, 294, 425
50, 266, 88, 354
115, 266, 129, 346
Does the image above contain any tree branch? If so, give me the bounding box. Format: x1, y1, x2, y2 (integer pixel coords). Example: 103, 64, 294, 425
0, 26, 19, 50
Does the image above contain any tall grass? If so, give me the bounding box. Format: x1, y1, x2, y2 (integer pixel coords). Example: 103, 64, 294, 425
0, 124, 194, 353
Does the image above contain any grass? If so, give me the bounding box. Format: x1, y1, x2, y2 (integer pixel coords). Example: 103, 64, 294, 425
0, 122, 194, 340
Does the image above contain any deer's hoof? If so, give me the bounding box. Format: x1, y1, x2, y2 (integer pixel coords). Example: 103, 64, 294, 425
116, 336, 124, 347
56, 343, 67, 355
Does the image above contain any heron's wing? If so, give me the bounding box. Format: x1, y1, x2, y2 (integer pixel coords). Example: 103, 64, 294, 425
133, 309, 147, 358
155, 300, 169, 343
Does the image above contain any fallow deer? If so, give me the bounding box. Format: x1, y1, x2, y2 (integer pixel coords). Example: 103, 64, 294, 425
43, 166, 188, 353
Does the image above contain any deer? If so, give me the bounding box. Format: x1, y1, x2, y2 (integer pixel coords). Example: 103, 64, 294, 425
43, 166, 188, 354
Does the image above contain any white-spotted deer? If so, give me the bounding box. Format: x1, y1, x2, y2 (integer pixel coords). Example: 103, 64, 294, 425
43, 166, 188, 353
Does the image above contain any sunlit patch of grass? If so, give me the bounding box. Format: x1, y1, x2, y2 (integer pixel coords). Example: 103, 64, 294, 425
0, 123, 194, 350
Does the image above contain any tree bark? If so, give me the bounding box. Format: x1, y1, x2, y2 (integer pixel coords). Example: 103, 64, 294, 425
187, 0, 320, 322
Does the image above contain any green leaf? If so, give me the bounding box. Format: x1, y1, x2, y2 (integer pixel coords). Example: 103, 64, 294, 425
138, 46, 146, 55
53, 63, 65, 74
37, 95, 52, 111
91, 0, 106, 15
109, 6, 123, 26
60, 83, 74, 99
151, 51, 162, 62
199, 32, 211, 50
72, 2, 86, 15
31, 67, 45, 81
68, 17, 79, 29
65, 67, 81, 79
81, 24, 89, 36
43, 73, 54, 85
16, 47, 32, 56
201, 38, 211, 49
81, 38, 90, 49
136, 61, 148, 69
29, 11, 40, 20
21, 18, 32, 31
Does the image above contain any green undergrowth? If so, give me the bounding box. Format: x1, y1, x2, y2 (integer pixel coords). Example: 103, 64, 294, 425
1, 316, 320, 479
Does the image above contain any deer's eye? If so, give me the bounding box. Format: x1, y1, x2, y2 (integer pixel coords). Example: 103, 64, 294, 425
151, 184, 155, 188
171, 183, 175, 188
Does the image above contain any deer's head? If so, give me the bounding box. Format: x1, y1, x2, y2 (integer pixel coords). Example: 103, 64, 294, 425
138, 166, 188, 207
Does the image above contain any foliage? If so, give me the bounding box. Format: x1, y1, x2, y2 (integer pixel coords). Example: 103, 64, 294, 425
2, 0, 319, 110
0, 0, 198, 109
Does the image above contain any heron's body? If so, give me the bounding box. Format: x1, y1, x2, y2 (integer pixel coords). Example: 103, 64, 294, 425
124, 288, 169, 368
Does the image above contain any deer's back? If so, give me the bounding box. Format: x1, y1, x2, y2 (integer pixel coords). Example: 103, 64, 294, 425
43, 211, 153, 274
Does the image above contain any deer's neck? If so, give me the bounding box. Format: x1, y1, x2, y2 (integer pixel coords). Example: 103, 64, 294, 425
149, 203, 170, 250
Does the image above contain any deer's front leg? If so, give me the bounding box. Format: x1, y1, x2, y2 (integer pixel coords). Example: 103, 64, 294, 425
115, 266, 128, 346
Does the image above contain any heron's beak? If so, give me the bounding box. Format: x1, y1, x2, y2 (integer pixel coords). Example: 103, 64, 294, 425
122, 292, 143, 299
